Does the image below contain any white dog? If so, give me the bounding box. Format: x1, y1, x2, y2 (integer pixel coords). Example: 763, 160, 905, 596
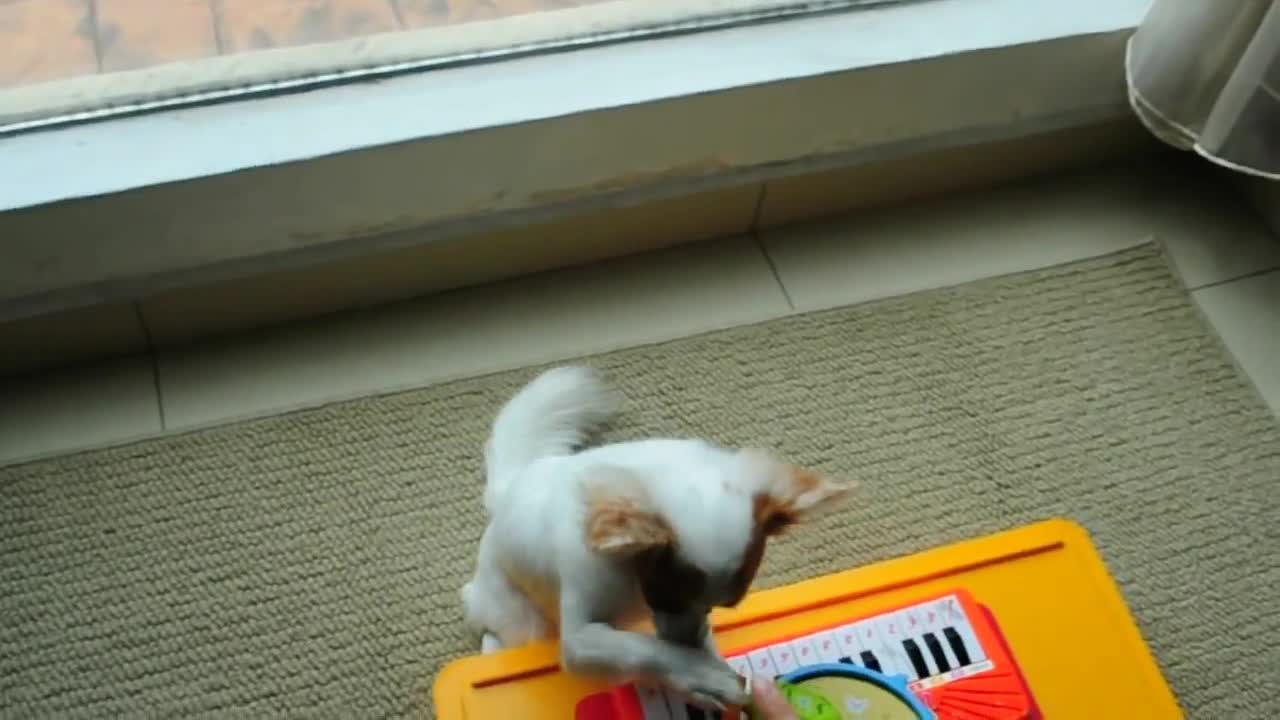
461, 367, 853, 710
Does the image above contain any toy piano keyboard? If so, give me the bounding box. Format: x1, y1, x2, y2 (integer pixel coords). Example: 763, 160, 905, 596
576, 588, 1038, 719
432, 520, 1183, 719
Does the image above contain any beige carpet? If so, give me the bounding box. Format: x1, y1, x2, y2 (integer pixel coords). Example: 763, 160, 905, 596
2, 244, 1278, 718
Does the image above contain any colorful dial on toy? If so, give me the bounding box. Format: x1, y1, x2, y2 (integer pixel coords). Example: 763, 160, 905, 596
785, 676, 923, 719
774, 682, 840, 720
746, 665, 935, 720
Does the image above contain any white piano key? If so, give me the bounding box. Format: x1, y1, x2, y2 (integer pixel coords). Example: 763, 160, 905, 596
768, 642, 801, 675
869, 615, 914, 678
748, 648, 779, 677
899, 605, 928, 638
916, 606, 963, 670
877, 609, 909, 644
951, 622, 986, 664
935, 595, 964, 622
812, 630, 844, 663
922, 630, 958, 674
931, 595, 986, 663
636, 684, 673, 720
918, 603, 958, 669
839, 617, 890, 671
917, 599, 947, 634
895, 606, 942, 676
835, 623, 865, 660
845, 618, 894, 674
853, 618, 880, 655
790, 635, 821, 668
916, 609, 950, 673
728, 655, 752, 677
905, 636, 938, 679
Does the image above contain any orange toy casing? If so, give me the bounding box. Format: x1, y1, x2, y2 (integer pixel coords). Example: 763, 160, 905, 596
433, 519, 1183, 719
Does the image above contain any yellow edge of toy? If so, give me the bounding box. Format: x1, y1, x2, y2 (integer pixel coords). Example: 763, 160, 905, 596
433, 518, 1182, 719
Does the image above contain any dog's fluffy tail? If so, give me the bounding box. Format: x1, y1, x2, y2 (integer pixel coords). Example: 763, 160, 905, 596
484, 366, 617, 514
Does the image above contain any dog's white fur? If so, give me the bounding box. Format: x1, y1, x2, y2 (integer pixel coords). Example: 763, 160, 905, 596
461, 366, 851, 709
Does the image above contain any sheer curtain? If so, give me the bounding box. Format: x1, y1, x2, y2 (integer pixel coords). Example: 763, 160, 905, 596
1126, 0, 1280, 179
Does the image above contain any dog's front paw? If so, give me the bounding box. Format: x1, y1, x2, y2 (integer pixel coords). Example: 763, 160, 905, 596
667, 655, 748, 710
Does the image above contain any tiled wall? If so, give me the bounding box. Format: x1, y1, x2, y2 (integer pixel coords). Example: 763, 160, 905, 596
6, 148, 1280, 464
0, 120, 1162, 377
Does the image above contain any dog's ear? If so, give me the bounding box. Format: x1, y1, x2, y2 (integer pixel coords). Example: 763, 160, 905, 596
583, 467, 673, 557
742, 450, 855, 536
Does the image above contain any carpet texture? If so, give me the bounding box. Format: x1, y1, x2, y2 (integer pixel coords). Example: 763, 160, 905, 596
2, 244, 1278, 718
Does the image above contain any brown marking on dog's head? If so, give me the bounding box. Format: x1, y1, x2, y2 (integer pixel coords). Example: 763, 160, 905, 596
584, 490, 709, 615
636, 544, 708, 615
725, 527, 768, 607
586, 454, 854, 618
585, 495, 674, 557
581, 470, 706, 615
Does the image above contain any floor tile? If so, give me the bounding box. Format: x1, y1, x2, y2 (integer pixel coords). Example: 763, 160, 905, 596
1241, 174, 1280, 240
216, 0, 397, 53
96, 0, 218, 72
1158, 165, 1280, 288
157, 236, 788, 429
763, 162, 1280, 312
0, 355, 161, 466
0, 0, 98, 89
0, 302, 149, 376
1194, 270, 1280, 416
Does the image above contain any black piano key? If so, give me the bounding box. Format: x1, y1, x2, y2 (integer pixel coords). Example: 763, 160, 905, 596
838, 656, 854, 665
686, 705, 707, 720
901, 638, 930, 679
942, 627, 972, 666
923, 633, 951, 672
859, 650, 881, 672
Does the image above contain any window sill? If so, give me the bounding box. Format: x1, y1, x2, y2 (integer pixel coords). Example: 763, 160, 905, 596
0, 0, 1151, 325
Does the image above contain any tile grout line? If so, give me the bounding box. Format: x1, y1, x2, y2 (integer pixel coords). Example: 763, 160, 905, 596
1192, 264, 1280, 292
1184, 285, 1280, 421
748, 183, 798, 309
753, 230, 795, 310
387, 0, 407, 29
133, 302, 167, 431
86, 0, 104, 73
210, 0, 227, 55
749, 182, 768, 231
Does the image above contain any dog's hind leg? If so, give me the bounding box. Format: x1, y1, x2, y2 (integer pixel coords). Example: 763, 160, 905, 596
480, 633, 504, 654
461, 570, 550, 650
461, 528, 552, 651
